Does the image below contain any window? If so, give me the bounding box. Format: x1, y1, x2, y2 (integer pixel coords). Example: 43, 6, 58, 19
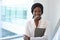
0, 0, 33, 40
1, 6, 27, 22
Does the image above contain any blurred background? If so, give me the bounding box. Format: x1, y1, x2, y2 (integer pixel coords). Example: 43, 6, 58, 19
0, 0, 60, 40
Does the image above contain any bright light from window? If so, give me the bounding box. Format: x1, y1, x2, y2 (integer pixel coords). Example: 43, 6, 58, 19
2, 0, 33, 7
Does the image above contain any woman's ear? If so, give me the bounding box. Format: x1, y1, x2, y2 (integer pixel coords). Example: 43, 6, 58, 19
40, 11, 43, 15
32, 16, 34, 18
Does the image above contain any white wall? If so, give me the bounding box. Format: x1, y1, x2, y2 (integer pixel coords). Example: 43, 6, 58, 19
34, 0, 60, 40
51, 0, 60, 40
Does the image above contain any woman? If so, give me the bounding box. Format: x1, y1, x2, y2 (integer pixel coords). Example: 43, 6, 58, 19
24, 3, 49, 40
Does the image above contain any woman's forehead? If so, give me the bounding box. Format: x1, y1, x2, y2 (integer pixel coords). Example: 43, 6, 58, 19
33, 7, 41, 11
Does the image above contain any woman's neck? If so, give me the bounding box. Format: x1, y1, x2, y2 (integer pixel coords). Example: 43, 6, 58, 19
34, 17, 41, 28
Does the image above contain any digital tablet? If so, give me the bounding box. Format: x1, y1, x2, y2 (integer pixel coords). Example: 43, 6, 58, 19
34, 28, 46, 37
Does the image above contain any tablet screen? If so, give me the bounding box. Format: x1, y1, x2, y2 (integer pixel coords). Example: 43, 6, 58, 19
34, 28, 46, 37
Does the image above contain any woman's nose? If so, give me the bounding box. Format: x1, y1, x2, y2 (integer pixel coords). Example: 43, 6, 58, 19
35, 12, 40, 15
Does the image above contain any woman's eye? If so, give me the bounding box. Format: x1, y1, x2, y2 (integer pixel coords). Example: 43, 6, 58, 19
34, 11, 36, 12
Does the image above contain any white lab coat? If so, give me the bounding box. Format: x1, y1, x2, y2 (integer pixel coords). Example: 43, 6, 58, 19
25, 18, 50, 40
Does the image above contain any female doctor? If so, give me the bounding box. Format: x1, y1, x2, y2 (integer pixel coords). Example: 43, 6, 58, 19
24, 3, 50, 40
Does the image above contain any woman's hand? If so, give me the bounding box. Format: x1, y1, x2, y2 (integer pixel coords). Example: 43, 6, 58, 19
34, 16, 41, 21
24, 35, 30, 40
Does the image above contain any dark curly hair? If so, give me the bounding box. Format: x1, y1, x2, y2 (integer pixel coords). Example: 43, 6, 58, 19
31, 3, 43, 14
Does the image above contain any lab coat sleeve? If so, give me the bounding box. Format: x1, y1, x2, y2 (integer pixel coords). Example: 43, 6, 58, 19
25, 22, 31, 37
30, 34, 48, 40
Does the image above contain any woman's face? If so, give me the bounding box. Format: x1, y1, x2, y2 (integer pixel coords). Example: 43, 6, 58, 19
33, 7, 42, 18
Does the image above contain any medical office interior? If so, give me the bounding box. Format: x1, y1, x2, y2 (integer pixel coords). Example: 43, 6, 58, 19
0, 0, 60, 40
